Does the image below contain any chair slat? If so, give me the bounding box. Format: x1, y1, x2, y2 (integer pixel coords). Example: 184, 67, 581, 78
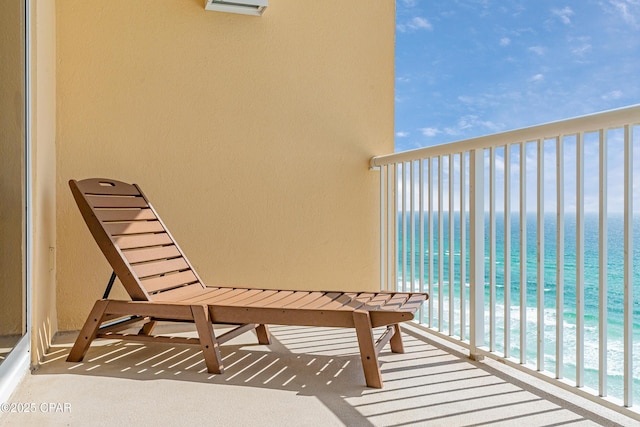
281, 292, 327, 309
133, 258, 190, 278
151, 283, 210, 302
353, 293, 376, 304
123, 245, 182, 264
364, 293, 393, 309
297, 292, 342, 309
113, 233, 173, 250
95, 209, 157, 222
396, 294, 427, 311
242, 290, 293, 306
86, 195, 148, 208
216, 289, 267, 305
229, 289, 279, 305
333, 292, 375, 311
104, 221, 165, 236
142, 270, 199, 293
336, 293, 367, 311
181, 287, 237, 304
260, 291, 310, 308
201, 288, 252, 304
379, 293, 409, 310
316, 293, 357, 310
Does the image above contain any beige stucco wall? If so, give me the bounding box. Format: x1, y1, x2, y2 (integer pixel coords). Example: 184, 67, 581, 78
55, 0, 395, 330
0, 0, 25, 337
30, 0, 58, 363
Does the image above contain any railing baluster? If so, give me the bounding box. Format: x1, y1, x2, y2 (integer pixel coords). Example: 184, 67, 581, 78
402, 162, 408, 292
419, 159, 425, 320
388, 163, 395, 292
504, 144, 511, 358
598, 129, 608, 397
393, 163, 404, 291
469, 148, 485, 357
623, 124, 633, 407
490, 147, 496, 351
460, 152, 467, 341
449, 154, 455, 336
537, 139, 545, 372
520, 142, 527, 365
380, 165, 386, 290
576, 132, 585, 388
396, 163, 401, 291
427, 158, 435, 328
410, 161, 415, 293
438, 156, 444, 331
556, 137, 565, 380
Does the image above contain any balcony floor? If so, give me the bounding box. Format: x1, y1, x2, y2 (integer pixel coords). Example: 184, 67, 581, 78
1, 323, 635, 426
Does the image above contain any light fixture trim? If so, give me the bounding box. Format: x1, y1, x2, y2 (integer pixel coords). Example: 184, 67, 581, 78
205, 0, 268, 16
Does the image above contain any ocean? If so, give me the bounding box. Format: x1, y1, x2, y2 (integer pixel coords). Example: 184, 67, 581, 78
398, 211, 640, 404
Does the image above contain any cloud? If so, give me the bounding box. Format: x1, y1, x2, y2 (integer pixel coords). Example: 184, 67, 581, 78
456, 115, 502, 133
530, 73, 544, 82
528, 46, 546, 55
409, 17, 433, 30
602, 90, 623, 100
398, 16, 433, 32
455, 92, 526, 110
572, 45, 592, 56
570, 37, 592, 56
419, 116, 505, 140
444, 127, 461, 136
500, 37, 511, 46
608, 0, 640, 28
396, 131, 410, 138
551, 7, 574, 25
420, 127, 441, 137
401, 0, 417, 7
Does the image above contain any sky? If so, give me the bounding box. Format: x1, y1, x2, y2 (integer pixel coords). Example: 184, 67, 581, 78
394, 0, 640, 152
394, 0, 640, 213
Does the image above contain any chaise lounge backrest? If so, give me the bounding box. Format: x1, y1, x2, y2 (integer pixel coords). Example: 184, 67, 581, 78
70, 178, 207, 302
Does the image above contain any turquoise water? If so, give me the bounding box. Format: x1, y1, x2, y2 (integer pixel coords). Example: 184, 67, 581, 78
398, 211, 640, 404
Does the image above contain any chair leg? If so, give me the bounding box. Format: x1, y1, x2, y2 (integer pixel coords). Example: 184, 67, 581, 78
138, 319, 158, 336
353, 310, 383, 388
255, 324, 271, 345
191, 305, 223, 374
67, 300, 110, 362
389, 324, 405, 353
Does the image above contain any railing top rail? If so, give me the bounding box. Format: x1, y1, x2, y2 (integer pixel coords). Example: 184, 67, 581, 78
371, 104, 640, 167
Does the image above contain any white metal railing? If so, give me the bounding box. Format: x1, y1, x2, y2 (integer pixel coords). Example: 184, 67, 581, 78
371, 105, 640, 419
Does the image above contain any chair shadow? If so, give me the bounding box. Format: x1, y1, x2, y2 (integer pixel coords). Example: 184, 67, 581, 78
40, 324, 392, 426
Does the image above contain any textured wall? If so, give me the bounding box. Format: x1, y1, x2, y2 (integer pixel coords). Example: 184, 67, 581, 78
55, 0, 395, 329
31, 0, 58, 362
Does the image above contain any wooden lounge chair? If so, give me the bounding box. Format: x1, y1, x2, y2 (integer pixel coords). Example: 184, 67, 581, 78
66, 178, 427, 388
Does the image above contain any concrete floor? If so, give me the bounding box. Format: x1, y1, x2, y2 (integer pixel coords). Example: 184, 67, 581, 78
1, 323, 637, 427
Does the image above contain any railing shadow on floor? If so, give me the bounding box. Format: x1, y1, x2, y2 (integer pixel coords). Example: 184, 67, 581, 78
24, 323, 627, 426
